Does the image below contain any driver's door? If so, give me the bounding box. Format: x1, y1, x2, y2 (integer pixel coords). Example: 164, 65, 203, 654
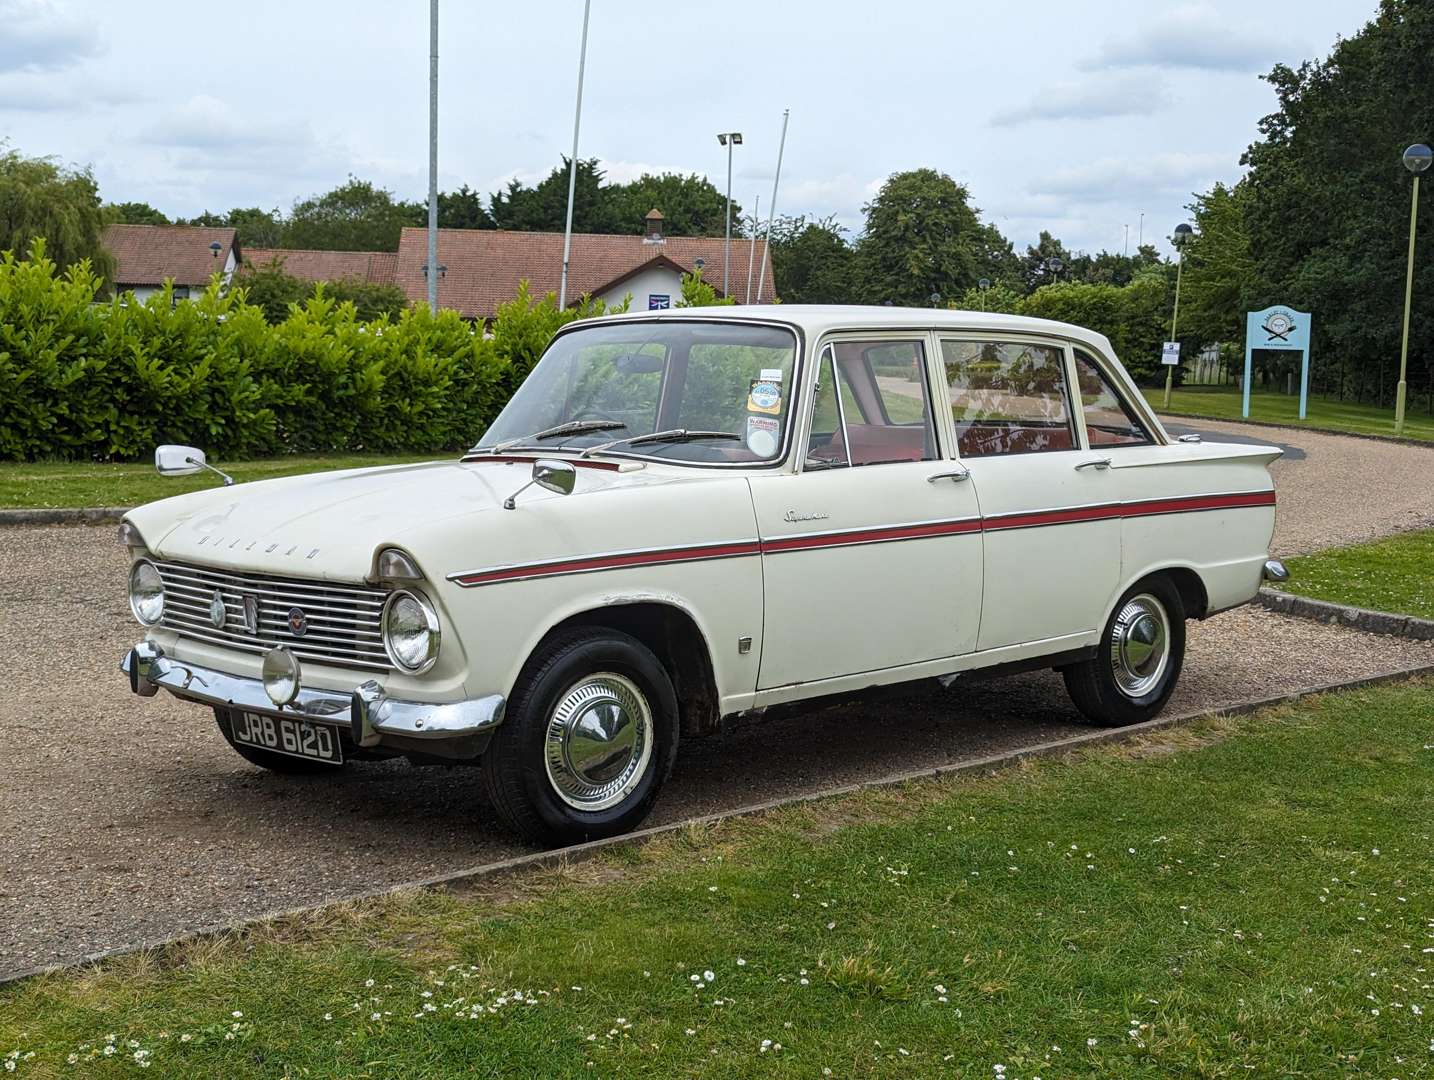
749, 335, 984, 691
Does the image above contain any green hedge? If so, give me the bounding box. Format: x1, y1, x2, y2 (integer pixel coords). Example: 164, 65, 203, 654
0, 245, 616, 462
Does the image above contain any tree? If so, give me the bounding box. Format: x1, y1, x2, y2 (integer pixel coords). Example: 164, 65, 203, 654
236, 258, 408, 323
0, 146, 114, 281
1019, 231, 1073, 292
437, 184, 494, 230
1065, 245, 1162, 288
857, 168, 984, 306
1241, 0, 1434, 405
608, 172, 738, 236
178, 207, 286, 249
490, 158, 619, 233
104, 201, 170, 226
971, 221, 1022, 288
1179, 182, 1257, 345
281, 177, 423, 251
769, 215, 860, 303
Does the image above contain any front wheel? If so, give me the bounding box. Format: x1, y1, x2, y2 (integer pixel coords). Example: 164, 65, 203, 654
482, 628, 679, 845
1062, 577, 1185, 727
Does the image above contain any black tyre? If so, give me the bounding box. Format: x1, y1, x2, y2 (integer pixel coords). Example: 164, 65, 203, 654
216, 710, 344, 775
482, 628, 679, 846
1062, 576, 1186, 727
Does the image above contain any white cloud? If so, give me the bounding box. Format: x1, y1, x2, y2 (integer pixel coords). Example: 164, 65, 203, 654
0, 72, 142, 112
1089, 4, 1291, 72
0, 0, 101, 74
139, 94, 312, 153
992, 72, 1171, 126
1029, 152, 1232, 202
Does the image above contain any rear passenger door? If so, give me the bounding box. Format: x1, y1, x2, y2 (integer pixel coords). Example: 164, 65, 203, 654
939, 335, 1121, 653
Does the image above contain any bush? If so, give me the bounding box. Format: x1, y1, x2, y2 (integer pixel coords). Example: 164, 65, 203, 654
0, 244, 599, 461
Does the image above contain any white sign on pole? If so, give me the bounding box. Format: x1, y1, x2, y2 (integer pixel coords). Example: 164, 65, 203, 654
1161, 341, 1181, 366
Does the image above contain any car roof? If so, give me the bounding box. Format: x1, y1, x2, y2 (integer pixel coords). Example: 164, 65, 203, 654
579, 304, 1117, 357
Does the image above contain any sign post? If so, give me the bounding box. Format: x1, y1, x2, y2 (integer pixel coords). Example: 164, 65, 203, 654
1243, 306, 1312, 420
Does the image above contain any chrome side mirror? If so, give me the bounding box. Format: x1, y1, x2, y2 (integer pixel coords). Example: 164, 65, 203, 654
155, 444, 234, 486
504, 459, 577, 510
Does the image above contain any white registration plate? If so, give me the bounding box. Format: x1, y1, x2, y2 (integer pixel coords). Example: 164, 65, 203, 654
231, 711, 343, 764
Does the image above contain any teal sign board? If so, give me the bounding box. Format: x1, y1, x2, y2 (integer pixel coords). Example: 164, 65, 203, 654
1244, 306, 1312, 419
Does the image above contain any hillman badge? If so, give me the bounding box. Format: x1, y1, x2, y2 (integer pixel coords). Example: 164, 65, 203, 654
1262, 311, 1296, 342
287, 606, 309, 636
208, 589, 227, 629
242, 594, 259, 635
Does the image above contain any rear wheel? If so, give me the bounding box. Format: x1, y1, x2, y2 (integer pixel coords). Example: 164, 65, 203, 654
482, 628, 678, 846
1062, 576, 1185, 727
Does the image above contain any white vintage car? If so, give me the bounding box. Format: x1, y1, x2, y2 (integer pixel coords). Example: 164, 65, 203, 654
120, 306, 1285, 843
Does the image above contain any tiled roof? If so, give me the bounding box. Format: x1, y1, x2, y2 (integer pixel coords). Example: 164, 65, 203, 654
243, 248, 398, 286
103, 224, 239, 287
392, 227, 776, 319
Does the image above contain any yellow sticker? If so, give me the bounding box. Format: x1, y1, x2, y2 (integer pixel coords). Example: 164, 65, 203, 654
747, 379, 782, 416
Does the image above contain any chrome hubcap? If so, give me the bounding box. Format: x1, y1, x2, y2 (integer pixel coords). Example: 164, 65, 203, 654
544, 672, 653, 811
1109, 593, 1171, 698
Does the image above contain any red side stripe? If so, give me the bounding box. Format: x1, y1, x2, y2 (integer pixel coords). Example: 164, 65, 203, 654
453, 540, 761, 587
762, 518, 982, 553
449, 490, 1275, 587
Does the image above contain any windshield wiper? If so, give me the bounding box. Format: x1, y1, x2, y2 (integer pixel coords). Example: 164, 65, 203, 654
474, 420, 627, 455
581, 428, 741, 458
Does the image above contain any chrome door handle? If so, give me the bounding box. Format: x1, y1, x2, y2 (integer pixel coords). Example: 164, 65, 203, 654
927, 469, 971, 483
1074, 457, 1112, 472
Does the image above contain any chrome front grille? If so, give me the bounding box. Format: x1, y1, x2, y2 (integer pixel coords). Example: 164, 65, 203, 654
153, 560, 390, 672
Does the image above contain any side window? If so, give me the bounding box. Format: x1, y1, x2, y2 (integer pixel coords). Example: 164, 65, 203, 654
1073, 350, 1153, 448
807, 340, 937, 468
942, 339, 1076, 457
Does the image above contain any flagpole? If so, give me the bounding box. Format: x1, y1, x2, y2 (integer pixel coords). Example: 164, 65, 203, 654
755, 108, 788, 303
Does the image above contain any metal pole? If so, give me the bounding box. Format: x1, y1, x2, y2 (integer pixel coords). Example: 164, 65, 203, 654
1162, 252, 1184, 409
745, 195, 759, 303
756, 108, 788, 303
722, 138, 733, 297
426, 0, 439, 310
1396, 173, 1420, 435
1137, 211, 1144, 249
558, 0, 592, 310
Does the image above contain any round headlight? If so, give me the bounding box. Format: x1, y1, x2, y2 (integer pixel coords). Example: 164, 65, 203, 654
261, 646, 301, 706
382, 589, 441, 673
129, 559, 165, 625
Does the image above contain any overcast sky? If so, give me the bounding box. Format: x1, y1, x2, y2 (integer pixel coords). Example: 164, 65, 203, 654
1, 0, 1372, 256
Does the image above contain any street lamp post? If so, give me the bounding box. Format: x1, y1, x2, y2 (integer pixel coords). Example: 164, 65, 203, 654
1162, 222, 1194, 409
1396, 143, 1432, 435
1045, 256, 1063, 283
427, 0, 439, 311
717, 132, 742, 298
929, 291, 942, 308
978, 277, 991, 312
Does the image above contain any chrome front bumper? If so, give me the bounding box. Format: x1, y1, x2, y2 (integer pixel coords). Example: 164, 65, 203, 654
121, 642, 504, 750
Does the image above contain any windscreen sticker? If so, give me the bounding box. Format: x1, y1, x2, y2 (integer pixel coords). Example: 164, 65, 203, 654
759, 368, 784, 383
745, 415, 780, 457
747, 378, 782, 415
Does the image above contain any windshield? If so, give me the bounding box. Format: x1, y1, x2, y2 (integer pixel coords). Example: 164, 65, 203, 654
475, 320, 800, 464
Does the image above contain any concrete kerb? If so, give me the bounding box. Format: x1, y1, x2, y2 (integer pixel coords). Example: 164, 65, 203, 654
1256, 588, 1434, 640
4, 661, 1432, 989
1160, 409, 1434, 450
0, 507, 132, 527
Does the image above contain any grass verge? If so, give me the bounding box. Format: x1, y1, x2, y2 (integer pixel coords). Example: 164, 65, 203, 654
0, 455, 437, 510
1142, 384, 1434, 443
1276, 528, 1434, 620
4, 680, 1434, 1076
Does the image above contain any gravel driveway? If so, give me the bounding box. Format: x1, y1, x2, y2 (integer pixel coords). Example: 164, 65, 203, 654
5, 426, 1434, 980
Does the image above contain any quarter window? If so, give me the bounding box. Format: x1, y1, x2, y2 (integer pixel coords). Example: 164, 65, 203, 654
942, 340, 1076, 457
1073, 350, 1153, 447
806, 340, 936, 468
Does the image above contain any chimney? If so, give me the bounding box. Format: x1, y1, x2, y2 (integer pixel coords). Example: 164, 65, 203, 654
643, 208, 665, 244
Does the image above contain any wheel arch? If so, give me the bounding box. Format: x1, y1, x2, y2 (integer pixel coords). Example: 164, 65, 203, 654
1101, 562, 1210, 627
533, 599, 722, 739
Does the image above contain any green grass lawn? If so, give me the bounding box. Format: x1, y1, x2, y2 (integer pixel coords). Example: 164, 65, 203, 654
1276, 528, 1434, 619
1142, 384, 1434, 442
6, 680, 1434, 1077
0, 455, 438, 510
